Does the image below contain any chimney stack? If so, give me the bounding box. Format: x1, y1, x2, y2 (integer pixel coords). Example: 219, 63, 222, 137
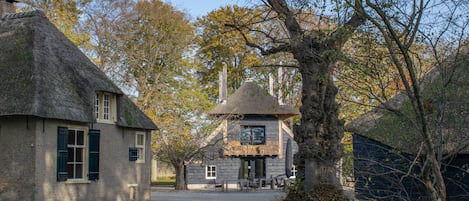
269, 73, 274, 96
1, 0, 17, 16
218, 64, 228, 104
278, 67, 284, 105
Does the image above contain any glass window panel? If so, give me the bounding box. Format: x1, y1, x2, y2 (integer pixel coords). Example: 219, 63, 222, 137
68, 130, 75, 145
252, 127, 264, 134
95, 94, 100, 118
103, 95, 110, 120
68, 164, 74, 178
206, 166, 216, 178
241, 160, 249, 179
76, 148, 83, 162
252, 127, 265, 144
241, 126, 265, 145
137, 148, 143, 159
75, 164, 83, 178
255, 159, 265, 178
68, 148, 74, 162
241, 128, 251, 144
76, 131, 84, 145
137, 134, 144, 146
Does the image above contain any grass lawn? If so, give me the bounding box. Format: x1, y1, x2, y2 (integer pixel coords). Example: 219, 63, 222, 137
152, 176, 175, 186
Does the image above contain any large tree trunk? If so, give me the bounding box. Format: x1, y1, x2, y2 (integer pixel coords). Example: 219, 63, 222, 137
295, 62, 344, 191
174, 162, 187, 190
247, 1, 365, 199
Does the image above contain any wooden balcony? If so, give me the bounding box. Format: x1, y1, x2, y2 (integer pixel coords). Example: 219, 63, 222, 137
223, 141, 279, 157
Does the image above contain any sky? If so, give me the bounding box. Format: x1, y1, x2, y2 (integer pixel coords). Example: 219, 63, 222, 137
163, 0, 244, 20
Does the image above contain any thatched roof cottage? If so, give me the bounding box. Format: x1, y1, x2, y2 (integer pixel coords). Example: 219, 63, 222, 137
0, 2, 157, 200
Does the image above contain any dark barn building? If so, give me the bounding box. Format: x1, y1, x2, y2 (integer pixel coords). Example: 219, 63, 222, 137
347, 48, 469, 200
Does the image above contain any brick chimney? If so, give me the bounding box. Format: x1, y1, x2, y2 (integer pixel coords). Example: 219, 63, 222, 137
1, 0, 17, 16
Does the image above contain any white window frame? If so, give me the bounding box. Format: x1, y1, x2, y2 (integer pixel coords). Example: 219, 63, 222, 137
95, 92, 117, 124
95, 94, 99, 119
240, 125, 266, 145
103, 94, 110, 120
206, 165, 217, 179
291, 165, 297, 178
67, 127, 87, 181
135, 132, 145, 163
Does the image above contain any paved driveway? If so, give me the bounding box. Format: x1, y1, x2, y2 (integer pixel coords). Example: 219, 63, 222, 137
151, 190, 285, 201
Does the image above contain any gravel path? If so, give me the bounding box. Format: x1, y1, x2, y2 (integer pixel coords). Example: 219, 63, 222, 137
151, 189, 286, 201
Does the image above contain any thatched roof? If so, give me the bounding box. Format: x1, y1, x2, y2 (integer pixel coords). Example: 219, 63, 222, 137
209, 81, 299, 120
0, 10, 157, 130
346, 46, 469, 154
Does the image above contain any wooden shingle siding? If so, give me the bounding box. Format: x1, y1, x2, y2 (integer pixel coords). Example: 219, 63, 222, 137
225, 116, 280, 156
187, 156, 294, 186
265, 157, 287, 177
186, 158, 241, 185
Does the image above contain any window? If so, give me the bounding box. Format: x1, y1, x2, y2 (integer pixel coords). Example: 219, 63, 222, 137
240, 126, 265, 145
291, 165, 297, 178
67, 129, 85, 179
95, 92, 117, 123
95, 94, 99, 119
206, 165, 217, 179
135, 133, 145, 163
57, 127, 100, 182
103, 94, 110, 120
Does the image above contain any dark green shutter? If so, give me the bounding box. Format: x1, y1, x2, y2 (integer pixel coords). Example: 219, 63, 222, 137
88, 129, 100, 181
129, 148, 138, 161
57, 127, 68, 182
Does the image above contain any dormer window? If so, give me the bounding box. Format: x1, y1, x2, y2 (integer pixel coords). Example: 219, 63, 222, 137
103, 94, 110, 120
95, 92, 117, 123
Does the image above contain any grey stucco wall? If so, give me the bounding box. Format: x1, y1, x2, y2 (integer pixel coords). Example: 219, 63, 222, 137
0, 116, 36, 201
33, 118, 151, 201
